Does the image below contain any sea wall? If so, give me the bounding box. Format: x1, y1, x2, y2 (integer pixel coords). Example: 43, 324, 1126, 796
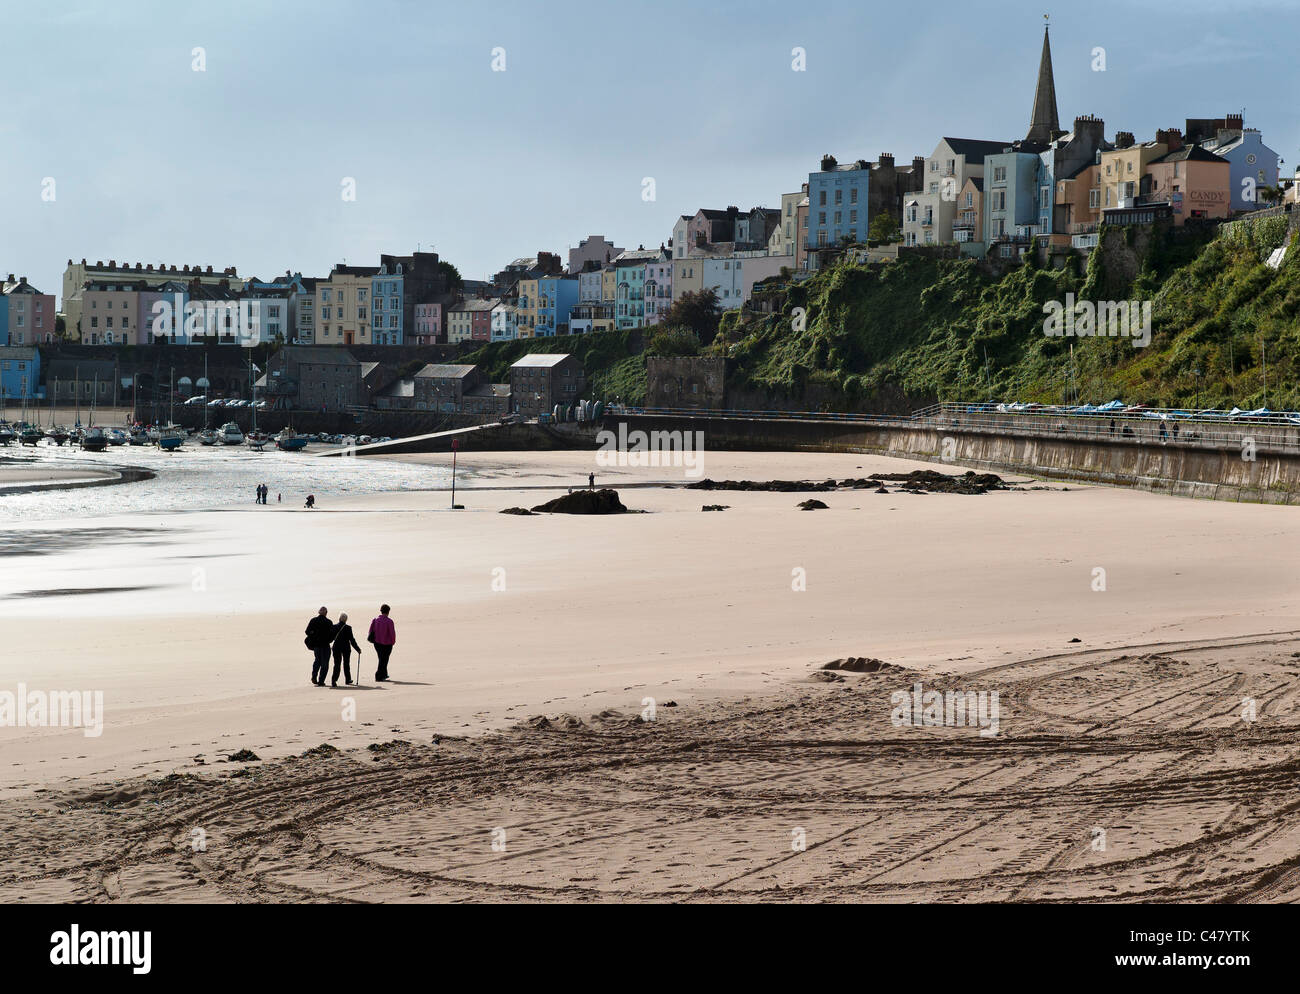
601, 413, 1300, 504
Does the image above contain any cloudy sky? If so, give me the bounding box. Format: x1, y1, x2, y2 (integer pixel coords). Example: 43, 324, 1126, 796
2, 0, 1296, 300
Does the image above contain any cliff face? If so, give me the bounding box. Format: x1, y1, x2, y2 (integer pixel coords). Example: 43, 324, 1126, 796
715, 218, 1300, 412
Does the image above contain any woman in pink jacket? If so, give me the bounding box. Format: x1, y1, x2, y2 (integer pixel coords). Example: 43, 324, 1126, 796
367, 604, 396, 682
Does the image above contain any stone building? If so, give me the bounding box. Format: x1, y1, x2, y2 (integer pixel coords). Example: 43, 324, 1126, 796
263, 346, 363, 412
646, 356, 726, 410
509, 353, 584, 418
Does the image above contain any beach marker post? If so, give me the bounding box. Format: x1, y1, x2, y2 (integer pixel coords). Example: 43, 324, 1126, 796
451, 437, 459, 509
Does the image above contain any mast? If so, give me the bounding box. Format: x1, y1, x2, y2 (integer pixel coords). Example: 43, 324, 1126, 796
169, 366, 175, 425
74, 364, 80, 426
203, 354, 209, 431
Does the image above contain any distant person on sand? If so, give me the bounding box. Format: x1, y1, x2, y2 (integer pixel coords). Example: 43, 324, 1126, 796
588, 472, 595, 489
305, 606, 335, 687
330, 612, 361, 687
305, 494, 316, 509
367, 604, 396, 682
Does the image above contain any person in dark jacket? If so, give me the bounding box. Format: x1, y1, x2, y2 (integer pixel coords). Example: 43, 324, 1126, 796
330, 612, 361, 687
305, 606, 334, 686
367, 604, 396, 682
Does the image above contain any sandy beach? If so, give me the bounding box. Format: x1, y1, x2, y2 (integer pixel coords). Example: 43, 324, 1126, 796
2, 448, 1299, 902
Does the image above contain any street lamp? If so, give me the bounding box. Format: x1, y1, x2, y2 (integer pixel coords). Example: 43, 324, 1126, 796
1193, 368, 1202, 412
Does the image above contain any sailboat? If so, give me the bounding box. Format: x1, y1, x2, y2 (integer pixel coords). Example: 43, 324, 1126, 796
158, 367, 183, 450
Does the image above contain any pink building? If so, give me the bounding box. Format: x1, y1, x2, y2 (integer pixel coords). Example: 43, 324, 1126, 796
3, 277, 57, 345
413, 302, 443, 344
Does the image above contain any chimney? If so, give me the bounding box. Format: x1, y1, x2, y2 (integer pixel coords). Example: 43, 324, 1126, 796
206, 265, 213, 273
1226, 113, 1244, 131
109, 260, 116, 268
821, 154, 838, 171
95, 260, 103, 267
1165, 128, 1183, 152
1115, 131, 1135, 149
878, 152, 894, 165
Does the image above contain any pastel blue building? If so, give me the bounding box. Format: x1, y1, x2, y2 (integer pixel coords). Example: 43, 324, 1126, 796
807, 155, 871, 251
1202, 129, 1278, 212
0, 297, 8, 345
983, 147, 1046, 255
371, 269, 405, 345
535, 277, 579, 337
0, 346, 41, 407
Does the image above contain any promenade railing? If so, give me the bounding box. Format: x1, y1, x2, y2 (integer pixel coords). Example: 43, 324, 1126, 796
604, 403, 1300, 454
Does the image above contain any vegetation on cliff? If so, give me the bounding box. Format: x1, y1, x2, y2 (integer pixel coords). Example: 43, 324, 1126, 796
466, 215, 1300, 412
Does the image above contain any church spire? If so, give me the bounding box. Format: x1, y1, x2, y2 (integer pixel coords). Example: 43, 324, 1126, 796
1026, 17, 1060, 145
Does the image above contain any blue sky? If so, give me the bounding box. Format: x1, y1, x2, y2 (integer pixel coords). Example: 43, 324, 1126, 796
2, 0, 1297, 301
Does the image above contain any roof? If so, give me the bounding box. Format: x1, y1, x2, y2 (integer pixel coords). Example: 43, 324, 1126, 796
941, 137, 1014, 163
449, 298, 498, 314
965, 176, 985, 191
330, 264, 380, 277
0, 346, 38, 360
1153, 145, 1229, 164
613, 248, 667, 265
414, 363, 479, 379
511, 353, 574, 369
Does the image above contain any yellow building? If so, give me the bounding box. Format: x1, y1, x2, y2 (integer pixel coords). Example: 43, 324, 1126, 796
515, 278, 538, 339
316, 265, 378, 346
672, 259, 703, 303
1099, 135, 1168, 212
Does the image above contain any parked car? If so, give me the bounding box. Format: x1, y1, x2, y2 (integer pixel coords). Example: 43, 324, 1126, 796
207, 398, 225, 408
185, 395, 207, 406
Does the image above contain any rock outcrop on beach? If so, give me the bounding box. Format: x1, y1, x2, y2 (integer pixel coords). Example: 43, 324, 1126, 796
531, 489, 628, 514
797, 499, 828, 510
822, 656, 902, 673
688, 470, 1007, 496
500, 506, 534, 515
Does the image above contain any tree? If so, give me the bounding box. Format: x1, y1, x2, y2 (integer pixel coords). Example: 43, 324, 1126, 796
438, 260, 464, 291
658, 288, 723, 340
869, 213, 901, 244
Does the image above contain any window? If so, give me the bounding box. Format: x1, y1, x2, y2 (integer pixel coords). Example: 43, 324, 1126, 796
850, 188, 858, 204
818, 191, 826, 206
834, 189, 842, 204
993, 166, 1007, 182
1089, 189, 1100, 208
965, 192, 972, 206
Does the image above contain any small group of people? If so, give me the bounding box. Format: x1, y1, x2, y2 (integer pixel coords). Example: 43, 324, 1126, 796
304, 604, 396, 687
254, 483, 279, 505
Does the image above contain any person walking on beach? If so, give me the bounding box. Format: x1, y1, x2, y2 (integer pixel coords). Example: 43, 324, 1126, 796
305, 494, 315, 509
330, 612, 361, 687
367, 604, 396, 682
305, 606, 335, 686
588, 472, 595, 489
